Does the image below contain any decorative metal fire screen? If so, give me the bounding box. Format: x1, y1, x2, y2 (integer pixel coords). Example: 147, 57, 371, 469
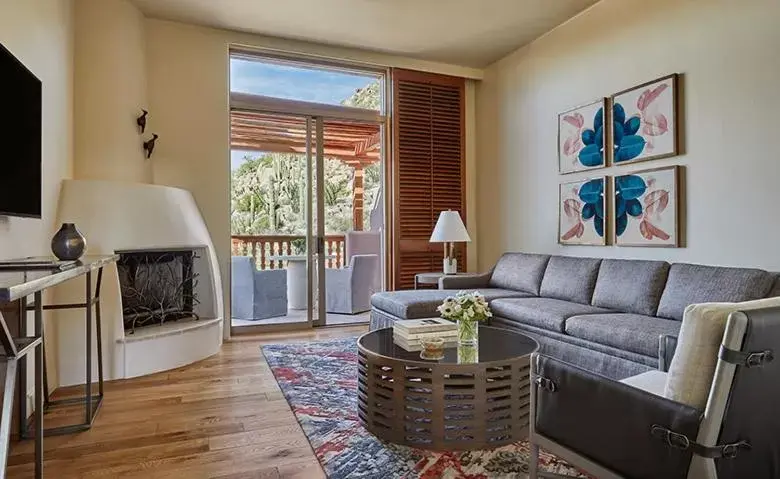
117, 250, 200, 332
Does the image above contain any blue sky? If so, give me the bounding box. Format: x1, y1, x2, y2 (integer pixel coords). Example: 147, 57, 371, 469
230, 58, 377, 170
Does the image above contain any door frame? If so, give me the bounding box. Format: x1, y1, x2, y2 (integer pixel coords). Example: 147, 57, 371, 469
227, 64, 389, 335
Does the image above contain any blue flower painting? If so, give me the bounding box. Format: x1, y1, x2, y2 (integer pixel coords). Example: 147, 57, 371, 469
614, 167, 678, 246
612, 103, 646, 163
560, 177, 606, 245
559, 100, 607, 173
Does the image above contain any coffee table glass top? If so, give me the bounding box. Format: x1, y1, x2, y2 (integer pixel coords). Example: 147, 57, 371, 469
359, 326, 538, 364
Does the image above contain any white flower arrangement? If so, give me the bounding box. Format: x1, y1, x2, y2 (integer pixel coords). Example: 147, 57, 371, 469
437, 291, 492, 323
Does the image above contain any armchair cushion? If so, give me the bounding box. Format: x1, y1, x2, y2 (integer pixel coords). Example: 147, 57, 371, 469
488, 252, 550, 294
664, 296, 780, 409
656, 263, 775, 321
591, 259, 670, 316
533, 354, 702, 479
539, 256, 602, 305
565, 313, 681, 358
491, 297, 611, 333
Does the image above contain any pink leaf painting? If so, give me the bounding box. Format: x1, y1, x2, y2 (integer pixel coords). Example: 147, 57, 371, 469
637, 84, 668, 112
562, 221, 584, 240
642, 113, 669, 136
563, 113, 584, 129
563, 137, 582, 156
563, 199, 581, 219
643, 190, 669, 217
640, 219, 671, 241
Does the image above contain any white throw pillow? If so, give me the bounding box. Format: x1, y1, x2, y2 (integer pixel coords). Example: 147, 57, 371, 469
664, 297, 780, 409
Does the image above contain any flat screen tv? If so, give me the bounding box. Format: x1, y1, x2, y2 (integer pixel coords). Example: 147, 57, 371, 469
0, 42, 42, 218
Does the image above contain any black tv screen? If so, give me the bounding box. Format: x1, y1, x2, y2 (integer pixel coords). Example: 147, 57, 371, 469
0, 42, 42, 218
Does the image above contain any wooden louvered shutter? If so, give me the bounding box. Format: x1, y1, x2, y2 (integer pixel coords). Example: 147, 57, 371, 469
391, 69, 466, 290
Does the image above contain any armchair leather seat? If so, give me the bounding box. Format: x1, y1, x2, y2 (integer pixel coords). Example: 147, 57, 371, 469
491, 297, 612, 333
565, 313, 682, 357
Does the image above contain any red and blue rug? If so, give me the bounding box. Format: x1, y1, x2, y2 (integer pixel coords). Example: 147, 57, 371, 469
262, 337, 587, 479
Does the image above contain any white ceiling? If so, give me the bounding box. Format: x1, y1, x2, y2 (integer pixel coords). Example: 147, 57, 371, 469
130, 0, 599, 68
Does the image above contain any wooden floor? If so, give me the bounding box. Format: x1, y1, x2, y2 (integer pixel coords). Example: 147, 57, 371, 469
7, 325, 367, 479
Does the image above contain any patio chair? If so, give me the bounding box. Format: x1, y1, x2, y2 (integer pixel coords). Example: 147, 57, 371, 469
325, 254, 378, 314
231, 256, 287, 320
529, 298, 780, 479
345, 230, 381, 292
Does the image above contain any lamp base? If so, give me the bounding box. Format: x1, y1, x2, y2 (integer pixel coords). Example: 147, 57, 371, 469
443, 257, 458, 275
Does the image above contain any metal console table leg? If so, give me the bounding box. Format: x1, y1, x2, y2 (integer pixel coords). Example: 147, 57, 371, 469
22, 267, 105, 438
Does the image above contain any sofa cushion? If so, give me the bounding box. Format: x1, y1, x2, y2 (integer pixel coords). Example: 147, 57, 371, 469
591, 259, 670, 316
665, 297, 780, 409
488, 253, 551, 295
565, 313, 681, 358
656, 263, 775, 320
371, 289, 531, 320
539, 256, 602, 305
491, 297, 611, 333
769, 274, 780, 297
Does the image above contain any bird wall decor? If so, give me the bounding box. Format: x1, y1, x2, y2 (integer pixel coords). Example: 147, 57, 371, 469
143, 133, 158, 159
136, 109, 149, 133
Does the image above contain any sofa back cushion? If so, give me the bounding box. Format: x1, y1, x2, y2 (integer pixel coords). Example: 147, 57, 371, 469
539, 256, 602, 305
489, 253, 551, 295
656, 263, 775, 321
591, 259, 670, 316
768, 274, 780, 297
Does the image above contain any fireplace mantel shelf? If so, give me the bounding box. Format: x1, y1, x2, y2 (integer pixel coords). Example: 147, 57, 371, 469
117, 317, 221, 344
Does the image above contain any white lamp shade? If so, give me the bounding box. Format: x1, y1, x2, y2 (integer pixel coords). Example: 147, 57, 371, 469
430, 210, 471, 243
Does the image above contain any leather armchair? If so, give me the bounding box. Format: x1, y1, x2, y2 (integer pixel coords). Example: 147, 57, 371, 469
529, 305, 780, 479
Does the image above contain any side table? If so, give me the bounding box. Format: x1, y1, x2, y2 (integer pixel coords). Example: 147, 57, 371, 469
414, 272, 481, 290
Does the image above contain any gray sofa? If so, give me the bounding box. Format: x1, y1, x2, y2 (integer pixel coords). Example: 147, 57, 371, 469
370, 253, 780, 379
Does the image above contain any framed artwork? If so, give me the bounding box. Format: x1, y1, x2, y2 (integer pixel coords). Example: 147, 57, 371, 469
558, 176, 607, 246
611, 73, 679, 165
558, 99, 607, 174
613, 166, 680, 247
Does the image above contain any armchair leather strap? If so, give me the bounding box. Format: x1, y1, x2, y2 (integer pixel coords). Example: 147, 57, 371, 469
651, 425, 752, 459
719, 345, 774, 368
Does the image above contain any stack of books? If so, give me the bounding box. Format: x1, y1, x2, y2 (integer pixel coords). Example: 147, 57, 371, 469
393, 318, 457, 352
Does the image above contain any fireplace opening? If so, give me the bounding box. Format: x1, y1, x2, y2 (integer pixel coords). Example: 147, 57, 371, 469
117, 249, 200, 333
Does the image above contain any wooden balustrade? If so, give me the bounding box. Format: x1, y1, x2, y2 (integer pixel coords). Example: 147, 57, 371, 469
231, 234, 346, 269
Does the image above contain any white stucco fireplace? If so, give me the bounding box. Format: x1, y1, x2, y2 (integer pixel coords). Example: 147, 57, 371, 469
54, 179, 223, 384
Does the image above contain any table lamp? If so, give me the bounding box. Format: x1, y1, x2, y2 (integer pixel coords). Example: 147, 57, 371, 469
430, 210, 471, 274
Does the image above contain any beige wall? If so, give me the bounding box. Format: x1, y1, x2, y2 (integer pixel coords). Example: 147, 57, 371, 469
145, 19, 482, 324
74, 0, 150, 182
0, 0, 74, 390
477, 0, 780, 271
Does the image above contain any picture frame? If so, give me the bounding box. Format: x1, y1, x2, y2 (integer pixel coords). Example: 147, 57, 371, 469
558, 98, 608, 174
558, 176, 608, 246
612, 165, 680, 247
610, 73, 679, 165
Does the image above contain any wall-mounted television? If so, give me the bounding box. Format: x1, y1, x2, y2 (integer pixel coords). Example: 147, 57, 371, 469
0, 42, 42, 218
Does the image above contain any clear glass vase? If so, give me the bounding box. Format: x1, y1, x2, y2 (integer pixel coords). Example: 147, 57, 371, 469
457, 319, 478, 346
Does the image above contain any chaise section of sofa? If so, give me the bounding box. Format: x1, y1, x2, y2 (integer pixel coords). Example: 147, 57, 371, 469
369, 252, 779, 380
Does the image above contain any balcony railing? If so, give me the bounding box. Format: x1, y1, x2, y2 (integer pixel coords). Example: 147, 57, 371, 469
231, 234, 346, 269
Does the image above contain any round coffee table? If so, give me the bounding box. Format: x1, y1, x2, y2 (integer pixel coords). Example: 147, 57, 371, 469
357, 325, 539, 451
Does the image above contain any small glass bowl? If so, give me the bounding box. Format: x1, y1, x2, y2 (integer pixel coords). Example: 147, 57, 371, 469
419, 337, 445, 360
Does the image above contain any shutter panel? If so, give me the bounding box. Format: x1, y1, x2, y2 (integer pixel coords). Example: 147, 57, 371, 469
391, 69, 465, 290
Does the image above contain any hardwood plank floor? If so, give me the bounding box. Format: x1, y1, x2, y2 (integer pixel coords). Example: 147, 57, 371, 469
7, 326, 367, 479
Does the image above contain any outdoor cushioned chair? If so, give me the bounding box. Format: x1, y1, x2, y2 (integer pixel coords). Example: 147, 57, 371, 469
231, 256, 287, 320
529, 298, 780, 479
325, 254, 378, 314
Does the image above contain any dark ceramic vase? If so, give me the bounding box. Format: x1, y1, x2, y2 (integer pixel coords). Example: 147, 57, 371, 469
51, 223, 86, 261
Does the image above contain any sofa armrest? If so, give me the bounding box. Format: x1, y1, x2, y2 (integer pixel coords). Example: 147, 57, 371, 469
658, 334, 678, 372
532, 353, 701, 478
438, 271, 492, 290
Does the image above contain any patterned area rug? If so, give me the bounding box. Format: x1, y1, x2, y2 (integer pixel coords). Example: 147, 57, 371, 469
262, 338, 588, 479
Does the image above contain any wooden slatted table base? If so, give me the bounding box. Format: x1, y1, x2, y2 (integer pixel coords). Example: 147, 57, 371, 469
357, 348, 532, 451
